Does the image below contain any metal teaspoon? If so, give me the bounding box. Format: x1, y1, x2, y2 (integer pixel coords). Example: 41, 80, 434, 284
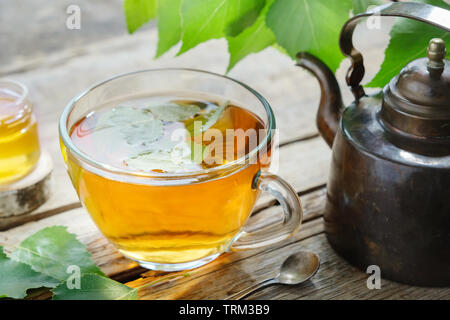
226, 251, 320, 300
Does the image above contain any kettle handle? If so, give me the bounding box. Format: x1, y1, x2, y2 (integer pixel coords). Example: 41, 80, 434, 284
341, 1, 450, 100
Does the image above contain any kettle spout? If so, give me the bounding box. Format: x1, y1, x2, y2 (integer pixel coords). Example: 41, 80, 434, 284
296, 53, 344, 148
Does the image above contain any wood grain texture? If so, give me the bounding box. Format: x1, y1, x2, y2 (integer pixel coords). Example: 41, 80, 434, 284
128, 228, 450, 300
3, 184, 448, 300
129, 218, 325, 300
0, 199, 326, 299
248, 234, 450, 300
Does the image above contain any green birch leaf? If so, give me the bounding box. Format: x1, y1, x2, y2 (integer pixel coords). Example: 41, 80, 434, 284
125, 138, 207, 172
200, 101, 228, 131
52, 273, 137, 300
227, 0, 276, 71
120, 119, 163, 145
366, 0, 450, 88
266, 0, 353, 72
185, 100, 228, 135
225, 0, 266, 37
124, 0, 157, 34
0, 247, 60, 299
149, 104, 201, 121
178, 0, 265, 55
52, 271, 190, 300
125, 146, 193, 172
96, 106, 164, 146
156, 0, 183, 57
10, 226, 104, 281
352, 0, 383, 15
101, 105, 154, 126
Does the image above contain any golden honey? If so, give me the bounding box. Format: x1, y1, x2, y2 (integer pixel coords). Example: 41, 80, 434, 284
0, 82, 40, 185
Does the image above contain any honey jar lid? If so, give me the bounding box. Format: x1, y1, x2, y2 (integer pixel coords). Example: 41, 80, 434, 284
0, 79, 32, 125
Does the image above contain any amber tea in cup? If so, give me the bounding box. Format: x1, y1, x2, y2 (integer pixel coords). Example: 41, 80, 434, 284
60, 69, 302, 271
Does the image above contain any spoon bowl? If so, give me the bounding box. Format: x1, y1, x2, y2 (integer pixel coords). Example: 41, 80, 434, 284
227, 251, 320, 300
278, 251, 320, 285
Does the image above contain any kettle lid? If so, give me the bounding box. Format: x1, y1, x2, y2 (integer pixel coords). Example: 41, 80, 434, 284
394, 39, 449, 109
381, 38, 450, 149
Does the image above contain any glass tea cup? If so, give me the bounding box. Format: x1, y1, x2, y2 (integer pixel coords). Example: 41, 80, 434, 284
59, 69, 302, 271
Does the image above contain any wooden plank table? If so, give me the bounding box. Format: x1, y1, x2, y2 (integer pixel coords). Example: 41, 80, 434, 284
1, 8, 449, 299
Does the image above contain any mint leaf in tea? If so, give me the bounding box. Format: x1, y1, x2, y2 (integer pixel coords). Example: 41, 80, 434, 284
70, 97, 265, 173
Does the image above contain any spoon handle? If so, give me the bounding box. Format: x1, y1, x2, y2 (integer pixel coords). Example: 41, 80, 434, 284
226, 278, 279, 300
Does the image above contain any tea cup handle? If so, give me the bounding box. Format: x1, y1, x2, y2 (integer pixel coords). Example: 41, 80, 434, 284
230, 171, 302, 250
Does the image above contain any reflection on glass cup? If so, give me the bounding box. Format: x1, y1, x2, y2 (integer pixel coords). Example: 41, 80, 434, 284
59, 69, 302, 271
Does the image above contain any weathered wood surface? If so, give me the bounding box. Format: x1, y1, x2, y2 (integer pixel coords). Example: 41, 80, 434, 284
1, 2, 448, 299
133, 233, 450, 300
5, 186, 448, 300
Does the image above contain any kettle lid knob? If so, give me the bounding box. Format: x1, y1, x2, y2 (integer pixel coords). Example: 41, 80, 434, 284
427, 38, 446, 74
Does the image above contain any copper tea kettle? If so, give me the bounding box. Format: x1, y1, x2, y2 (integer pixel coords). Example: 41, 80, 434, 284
297, 2, 450, 286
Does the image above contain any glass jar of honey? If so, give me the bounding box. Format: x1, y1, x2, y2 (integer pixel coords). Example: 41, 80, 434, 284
0, 79, 40, 184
